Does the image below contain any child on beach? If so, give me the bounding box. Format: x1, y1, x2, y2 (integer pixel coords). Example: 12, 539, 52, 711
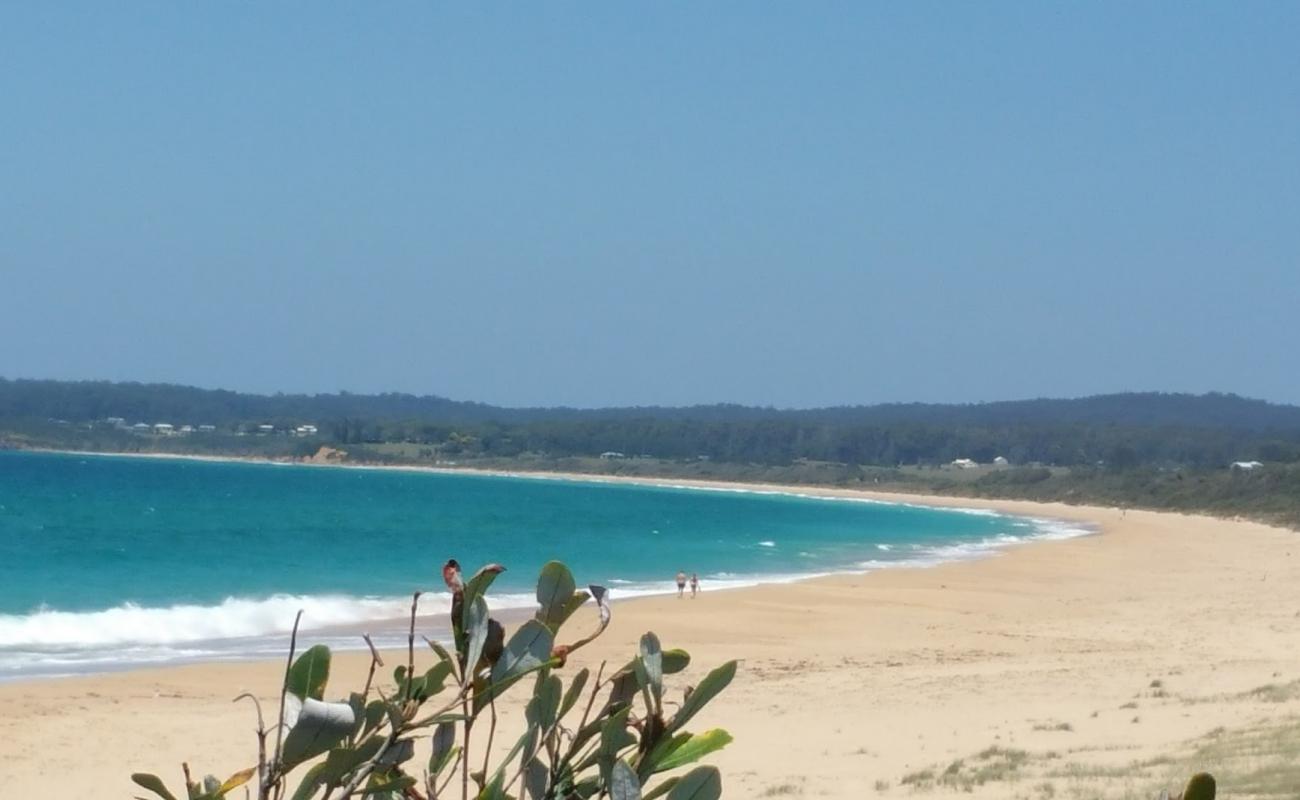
676, 570, 687, 598
690, 572, 699, 598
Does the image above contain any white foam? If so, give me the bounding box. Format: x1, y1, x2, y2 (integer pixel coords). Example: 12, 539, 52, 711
853, 517, 1095, 572
0, 591, 537, 650
757, 540, 777, 548
0, 510, 1095, 680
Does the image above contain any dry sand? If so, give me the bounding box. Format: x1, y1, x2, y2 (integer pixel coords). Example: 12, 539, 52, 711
3, 484, 1299, 799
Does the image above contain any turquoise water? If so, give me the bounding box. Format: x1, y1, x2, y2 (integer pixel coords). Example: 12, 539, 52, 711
0, 450, 1087, 678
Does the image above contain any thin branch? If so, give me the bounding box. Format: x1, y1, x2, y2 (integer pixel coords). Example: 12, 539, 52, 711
362, 633, 384, 698
461, 693, 472, 800
574, 661, 606, 743
480, 692, 498, 782
435, 755, 461, 799
234, 692, 268, 800
268, 609, 304, 799
407, 591, 422, 701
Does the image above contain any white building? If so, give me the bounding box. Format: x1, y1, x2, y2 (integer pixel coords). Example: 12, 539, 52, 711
993, 456, 1009, 466
951, 458, 979, 469
599, 451, 626, 460
153, 423, 174, 435
198, 424, 217, 433
295, 424, 319, 436
1231, 461, 1264, 470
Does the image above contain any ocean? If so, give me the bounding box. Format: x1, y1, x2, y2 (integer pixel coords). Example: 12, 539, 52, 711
0, 450, 1090, 679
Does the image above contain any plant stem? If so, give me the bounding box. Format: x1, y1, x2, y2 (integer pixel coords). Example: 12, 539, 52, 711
481, 693, 498, 782
407, 592, 422, 701
363, 633, 384, 698
267, 610, 303, 799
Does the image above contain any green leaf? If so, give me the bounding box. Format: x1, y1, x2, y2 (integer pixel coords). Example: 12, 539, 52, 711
288, 763, 327, 800
558, 667, 590, 722
131, 774, 179, 800
348, 692, 367, 739
462, 564, 505, 626
597, 707, 636, 782
610, 759, 642, 800
282, 697, 356, 767
662, 649, 691, 675
464, 596, 490, 677
415, 660, 454, 701
606, 672, 639, 715
287, 645, 332, 701
669, 661, 736, 733
642, 777, 679, 800
490, 620, 554, 685
535, 561, 577, 630
477, 770, 508, 800
320, 736, 384, 784
556, 591, 590, 629
527, 673, 562, 729
376, 739, 415, 767
639, 633, 664, 704
429, 722, 457, 776
426, 637, 455, 667
361, 700, 387, 737
524, 759, 548, 800
651, 729, 733, 773
614, 648, 688, 684
665, 767, 721, 800
361, 775, 416, 795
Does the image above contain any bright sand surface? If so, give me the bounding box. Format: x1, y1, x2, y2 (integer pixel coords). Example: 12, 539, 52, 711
3, 478, 1299, 799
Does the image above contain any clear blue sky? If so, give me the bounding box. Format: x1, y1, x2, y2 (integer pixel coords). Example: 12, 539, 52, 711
2, 4, 1297, 407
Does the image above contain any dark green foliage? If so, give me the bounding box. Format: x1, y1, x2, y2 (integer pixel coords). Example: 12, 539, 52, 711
131, 559, 734, 800
1183, 772, 1216, 800
8, 380, 1300, 529
1157, 771, 1216, 800
5, 379, 1300, 470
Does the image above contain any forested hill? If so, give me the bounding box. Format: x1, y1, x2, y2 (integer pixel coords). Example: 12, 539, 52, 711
4, 378, 1300, 469
3, 378, 1299, 431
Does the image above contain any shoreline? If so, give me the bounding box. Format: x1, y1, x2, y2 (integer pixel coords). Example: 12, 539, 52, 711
3, 467, 1299, 796
28, 443, 1113, 518
1, 447, 1103, 683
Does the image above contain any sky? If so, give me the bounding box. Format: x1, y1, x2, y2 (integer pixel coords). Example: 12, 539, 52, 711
2, 4, 1297, 408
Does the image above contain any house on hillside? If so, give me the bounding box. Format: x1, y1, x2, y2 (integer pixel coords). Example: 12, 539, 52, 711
951, 458, 979, 469
993, 456, 1009, 466
599, 451, 626, 460
153, 423, 174, 435
295, 424, 319, 437
1231, 461, 1264, 471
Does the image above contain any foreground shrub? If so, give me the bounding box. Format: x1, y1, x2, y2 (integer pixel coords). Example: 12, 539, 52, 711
132, 559, 735, 800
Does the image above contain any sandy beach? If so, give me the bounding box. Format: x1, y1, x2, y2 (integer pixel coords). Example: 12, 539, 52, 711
3, 482, 1298, 799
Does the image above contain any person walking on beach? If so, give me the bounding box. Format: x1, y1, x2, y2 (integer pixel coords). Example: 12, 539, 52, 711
689, 572, 700, 599
676, 570, 687, 598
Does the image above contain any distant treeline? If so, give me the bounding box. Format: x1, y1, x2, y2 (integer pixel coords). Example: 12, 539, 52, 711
3, 377, 1300, 468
